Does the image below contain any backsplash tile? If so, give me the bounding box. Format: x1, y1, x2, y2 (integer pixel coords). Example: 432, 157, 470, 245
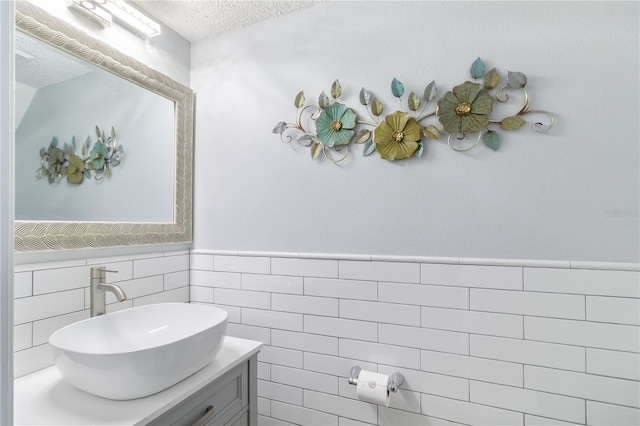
32, 265, 90, 295
420, 393, 523, 426
421, 263, 523, 290
271, 365, 339, 395
191, 270, 241, 289
378, 282, 469, 309
586, 348, 640, 381
470, 288, 585, 320
13, 272, 32, 299
194, 251, 639, 426
420, 350, 523, 387
586, 401, 640, 426
421, 306, 523, 338
469, 381, 585, 424
339, 340, 421, 370
470, 334, 586, 372
304, 277, 376, 301
272, 257, 338, 279
378, 323, 469, 355
214, 255, 270, 274
14, 289, 84, 325
133, 254, 189, 278
340, 299, 421, 326
272, 293, 339, 317
585, 296, 640, 325
524, 268, 640, 297
339, 260, 420, 283
525, 316, 640, 352
524, 365, 640, 408
242, 308, 303, 332
304, 316, 378, 342
242, 273, 303, 294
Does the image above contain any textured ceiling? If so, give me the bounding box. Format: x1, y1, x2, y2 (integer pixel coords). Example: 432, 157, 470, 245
131, 1, 323, 43
15, 32, 94, 89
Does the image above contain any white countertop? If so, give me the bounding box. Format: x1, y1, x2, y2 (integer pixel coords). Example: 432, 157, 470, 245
14, 336, 263, 426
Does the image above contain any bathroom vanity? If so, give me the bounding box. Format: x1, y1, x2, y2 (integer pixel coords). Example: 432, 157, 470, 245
14, 336, 263, 425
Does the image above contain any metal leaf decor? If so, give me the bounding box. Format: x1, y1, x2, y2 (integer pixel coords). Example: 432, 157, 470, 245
501, 116, 527, 130
359, 88, 372, 106
484, 68, 500, 89
408, 91, 421, 111
483, 130, 501, 151
355, 129, 371, 144
362, 140, 375, 156
297, 135, 315, 146
422, 125, 441, 140
470, 57, 486, 79
318, 92, 330, 109
272, 121, 287, 134
331, 79, 342, 99
272, 58, 555, 162
371, 98, 383, 117
424, 80, 437, 101
391, 78, 405, 98
507, 71, 528, 89
294, 91, 305, 108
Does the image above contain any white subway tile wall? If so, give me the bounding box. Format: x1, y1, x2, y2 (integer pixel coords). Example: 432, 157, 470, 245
190, 253, 640, 426
14, 251, 639, 425
13, 251, 190, 378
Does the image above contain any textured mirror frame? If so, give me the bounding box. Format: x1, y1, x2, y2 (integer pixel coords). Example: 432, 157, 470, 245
14, 0, 193, 251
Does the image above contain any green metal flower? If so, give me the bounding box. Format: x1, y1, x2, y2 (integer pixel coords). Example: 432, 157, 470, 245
90, 140, 107, 170
66, 155, 85, 184
436, 81, 493, 134
315, 103, 357, 147
372, 111, 421, 161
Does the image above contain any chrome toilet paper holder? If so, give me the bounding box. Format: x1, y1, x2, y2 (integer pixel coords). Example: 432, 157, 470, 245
348, 365, 405, 393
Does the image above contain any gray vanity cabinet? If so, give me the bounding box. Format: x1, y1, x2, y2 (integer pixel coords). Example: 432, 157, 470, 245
148, 354, 257, 426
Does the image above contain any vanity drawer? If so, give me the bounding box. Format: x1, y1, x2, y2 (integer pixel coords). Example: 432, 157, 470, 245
148, 362, 248, 426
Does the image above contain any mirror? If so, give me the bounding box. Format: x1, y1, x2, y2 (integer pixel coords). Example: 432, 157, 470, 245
15, 30, 175, 223
14, 1, 193, 252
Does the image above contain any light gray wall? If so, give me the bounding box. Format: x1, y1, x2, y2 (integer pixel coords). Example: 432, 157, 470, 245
191, 1, 639, 263
15, 70, 174, 222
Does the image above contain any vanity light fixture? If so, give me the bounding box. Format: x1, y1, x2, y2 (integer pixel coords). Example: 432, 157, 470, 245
95, 0, 161, 38
67, 0, 112, 28
67, 0, 160, 38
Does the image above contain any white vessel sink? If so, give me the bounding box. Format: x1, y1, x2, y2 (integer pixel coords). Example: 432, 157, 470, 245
49, 303, 228, 400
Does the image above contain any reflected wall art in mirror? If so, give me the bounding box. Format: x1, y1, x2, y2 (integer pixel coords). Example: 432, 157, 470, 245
14, 0, 194, 252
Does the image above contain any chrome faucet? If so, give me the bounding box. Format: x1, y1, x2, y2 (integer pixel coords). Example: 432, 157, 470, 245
90, 266, 127, 317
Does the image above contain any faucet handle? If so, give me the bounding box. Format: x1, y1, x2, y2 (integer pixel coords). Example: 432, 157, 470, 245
90, 266, 119, 280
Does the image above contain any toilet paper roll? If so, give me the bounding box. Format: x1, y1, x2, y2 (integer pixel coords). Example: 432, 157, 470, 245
356, 370, 390, 407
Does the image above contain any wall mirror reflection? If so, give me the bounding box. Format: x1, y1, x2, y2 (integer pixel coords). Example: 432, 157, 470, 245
15, 30, 175, 223
14, 1, 194, 252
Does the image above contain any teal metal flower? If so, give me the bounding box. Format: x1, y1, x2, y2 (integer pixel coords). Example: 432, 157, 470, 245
315, 103, 357, 147
90, 140, 107, 170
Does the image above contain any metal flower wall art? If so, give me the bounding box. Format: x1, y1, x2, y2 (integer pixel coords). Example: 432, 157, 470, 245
36, 125, 125, 184
272, 58, 555, 162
